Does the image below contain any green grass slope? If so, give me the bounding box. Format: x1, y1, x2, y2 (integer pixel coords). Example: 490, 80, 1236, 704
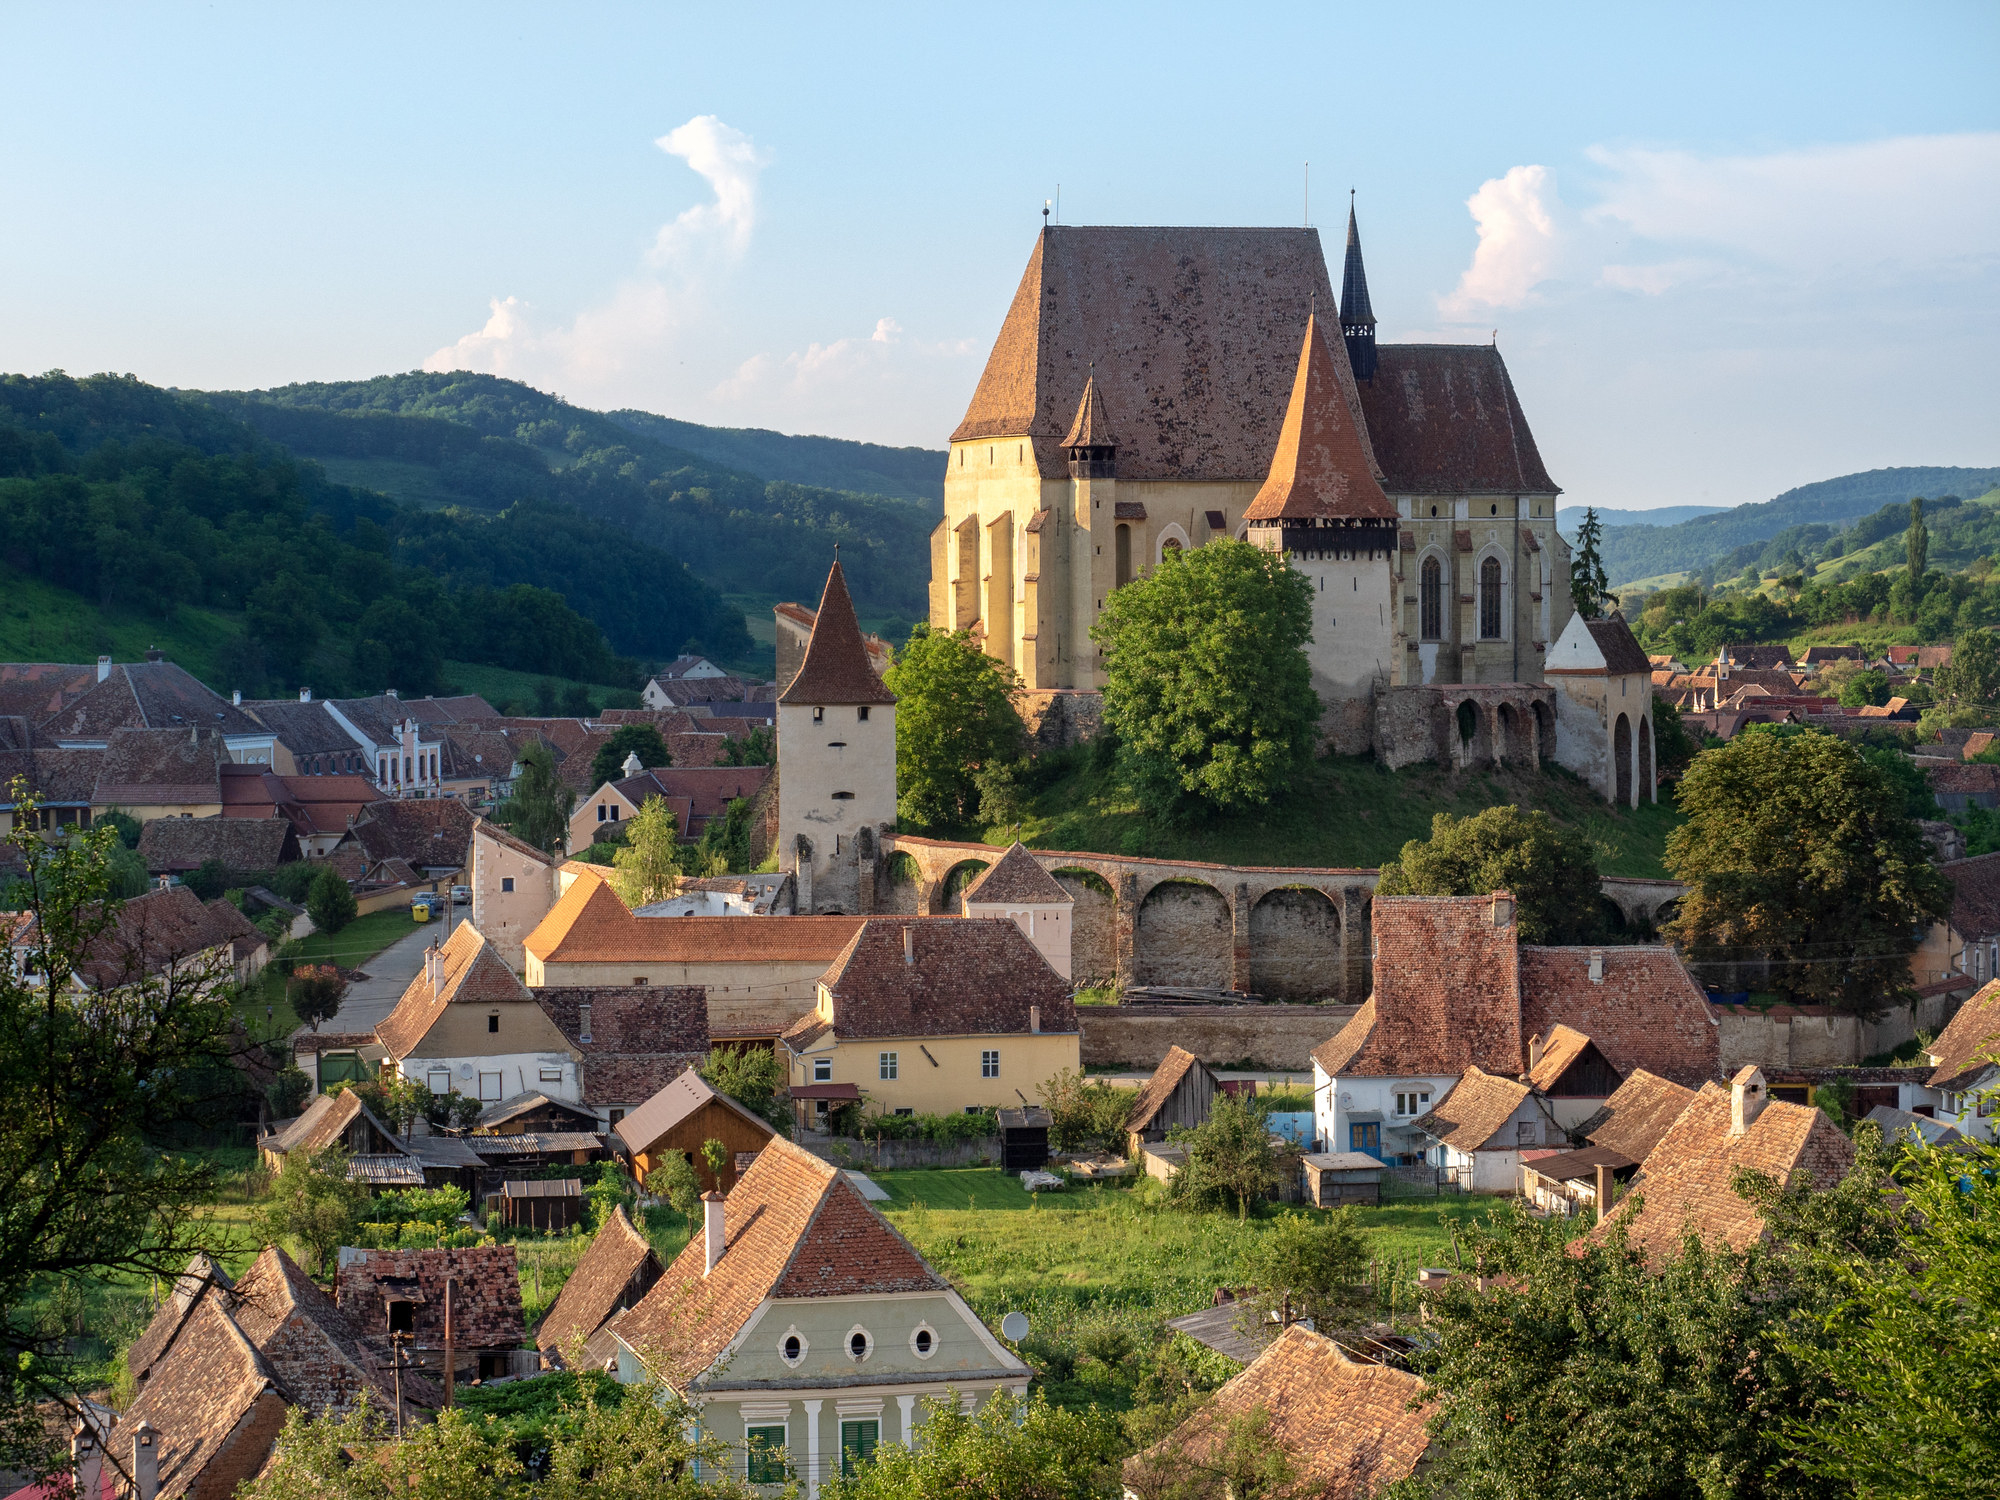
605, 408, 945, 504
999, 753, 1681, 879
0, 564, 245, 684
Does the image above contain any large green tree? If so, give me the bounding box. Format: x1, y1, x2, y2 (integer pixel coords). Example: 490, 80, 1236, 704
819, 1390, 1119, 1500
1375, 805, 1604, 944
1092, 541, 1318, 821
1570, 507, 1612, 620
609, 795, 683, 907
589, 725, 670, 790
884, 624, 1026, 830
496, 741, 576, 854
1906, 496, 1928, 582
1663, 727, 1950, 1014
1169, 1092, 1281, 1221
0, 790, 241, 1478
1935, 627, 2000, 707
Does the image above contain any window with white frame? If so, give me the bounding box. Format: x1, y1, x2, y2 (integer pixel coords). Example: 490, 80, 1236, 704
813, 1056, 832, 1082
1394, 1090, 1431, 1116
428, 1069, 450, 1094
879, 1052, 898, 1081
478, 1072, 503, 1102
981, 1050, 1000, 1078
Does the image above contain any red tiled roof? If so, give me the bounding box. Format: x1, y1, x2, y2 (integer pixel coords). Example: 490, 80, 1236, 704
798, 916, 1076, 1043
1585, 618, 1655, 676
1940, 852, 2000, 941
1356, 344, 1559, 496
106, 1297, 287, 1500
1412, 1065, 1531, 1152
776, 561, 896, 706
1926, 978, 2000, 1090
93, 727, 227, 806
1243, 315, 1395, 523
1928, 764, 2000, 797
1517, 948, 1720, 1088
536, 1206, 662, 1367
960, 841, 1071, 906
341, 798, 474, 871
535, 986, 709, 1107
374, 923, 532, 1059
137, 817, 300, 874
526, 866, 863, 966
1578, 1069, 1699, 1162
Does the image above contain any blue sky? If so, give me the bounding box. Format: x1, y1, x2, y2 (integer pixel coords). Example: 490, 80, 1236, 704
3, 1, 1996, 511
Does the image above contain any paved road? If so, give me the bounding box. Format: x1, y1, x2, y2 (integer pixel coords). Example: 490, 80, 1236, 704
304, 909, 472, 1036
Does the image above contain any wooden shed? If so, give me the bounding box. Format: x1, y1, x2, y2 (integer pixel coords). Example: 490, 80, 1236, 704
491, 1177, 584, 1231
1300, 1151, 1386, 1208
997, 1106, 1050, 1171
1125, 1045, 1220, 1154
611, 1065, 777, 1194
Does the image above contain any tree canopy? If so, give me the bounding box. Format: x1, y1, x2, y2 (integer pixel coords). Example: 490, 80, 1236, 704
590, 725, 670, 791
496, 742, 575, 855
1569, 507, 1612, 619
1375, 805, 1604, 944
1092, 541, 1319, 822
884, 624, 1026, 831
609, 795, 682, 907
1663, 727, 1950, 1013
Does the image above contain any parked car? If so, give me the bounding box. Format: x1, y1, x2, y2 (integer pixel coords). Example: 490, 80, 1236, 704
450, 885, 471, 905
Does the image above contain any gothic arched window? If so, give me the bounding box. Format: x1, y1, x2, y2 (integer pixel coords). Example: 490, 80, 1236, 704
1420, 556, 1443, 640
1480, 556, 1503, 639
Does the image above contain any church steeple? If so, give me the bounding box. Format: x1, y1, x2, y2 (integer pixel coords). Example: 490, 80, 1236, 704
1340, 197, 1378, 382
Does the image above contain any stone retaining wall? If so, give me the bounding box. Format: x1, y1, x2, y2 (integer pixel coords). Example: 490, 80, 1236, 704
1080, 1004, 1358, 1072
1713, 988, 1967, 1072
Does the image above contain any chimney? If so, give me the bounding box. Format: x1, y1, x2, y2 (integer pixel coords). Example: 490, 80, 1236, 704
622, 750, 643, 777
1730, 1066, 1767, 1136
577, 1003, 592, 1043
299, 687, 312, 703
903, 926, 914, 966
1491, 892, 1514, 928
144, 647, 163, 664
386, 687, 399, 700
1595, 1161, 1612, 1223
701, 1191, 725, 1274
1030, 1004, 1041, 1034
1588, 950, 1604, 983
96, 655, 112, 682
1527, 1033, 1544, 1070
72, 1426, 102, 1500
425, 944, 442, 995
131, 1421, 159, 1500
231, 689, 241, 706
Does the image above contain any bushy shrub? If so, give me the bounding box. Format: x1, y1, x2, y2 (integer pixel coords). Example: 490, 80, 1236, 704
839, 1108, 999, 1143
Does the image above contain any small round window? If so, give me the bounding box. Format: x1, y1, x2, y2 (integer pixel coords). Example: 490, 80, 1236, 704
785, 1335, 802, 1360
845, 1325, 873, 1362
1430, 505, 1438, 517
778, 1328, 807, 1367
910, 1324, 938, 1359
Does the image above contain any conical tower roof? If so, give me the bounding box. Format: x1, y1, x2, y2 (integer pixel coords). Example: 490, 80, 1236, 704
1244, 316, 1396, 522
1062, 375, 1117, 449
1340, 204, 1376, 329
778, 558, 897, 705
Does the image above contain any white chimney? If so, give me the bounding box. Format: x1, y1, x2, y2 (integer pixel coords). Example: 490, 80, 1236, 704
1730, 1066, 1767, 1137
96, 655, 112, 682
622, 750, 643, 777
386, 687, 398, 700
1595, 1161, 1612, 1224
1588, 950, 1604, 983
1491, 892, 1514, 928
231, 689, 241, 706
425, 944, 442, 995
702, 1191, 725, 1274
72, 1426, 102, 1500
131, 1421, 159, 1500
299, 687, 312, 703
1030, 1004, 1041, 1034
903, 926, 914, 966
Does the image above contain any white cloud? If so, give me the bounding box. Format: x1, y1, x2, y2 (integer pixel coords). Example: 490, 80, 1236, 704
647, 114, 767, 263
1437, 164, 1562, 316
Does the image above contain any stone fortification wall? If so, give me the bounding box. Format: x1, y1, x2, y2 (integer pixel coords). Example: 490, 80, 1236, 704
1080, 1004, 1358, 1072
1713, 989, 1966, 1072
1019, 690, 1105, 750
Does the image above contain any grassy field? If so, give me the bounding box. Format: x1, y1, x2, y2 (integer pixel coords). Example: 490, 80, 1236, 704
0, 565, 246, 684
438, 660, 643, 716
1003, 752, 1682, 878
246, 909, 418, 1035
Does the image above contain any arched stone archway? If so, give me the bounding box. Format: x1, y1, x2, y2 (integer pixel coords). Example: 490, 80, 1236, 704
932, 859, 991, 913
1054, 869, 1117, 985
1531, 700, 1554, 763
1136, 879, 1232, 988
1249, 887, 1342, 1000
1614, 714, 1633, 806
1496, 702, 1533, 766
880, 851, 923, 915
1456, 699, 1493, 769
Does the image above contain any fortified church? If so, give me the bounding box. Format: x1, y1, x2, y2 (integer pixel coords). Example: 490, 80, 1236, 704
929, 211, 1655, 801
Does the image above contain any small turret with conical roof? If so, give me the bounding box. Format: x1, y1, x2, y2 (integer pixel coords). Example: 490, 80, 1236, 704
1062, 375, 1117, 479
1340, 199, 1378, 381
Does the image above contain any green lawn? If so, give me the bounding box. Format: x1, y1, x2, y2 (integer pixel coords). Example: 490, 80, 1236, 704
1002, 752, 1682, 879
248, 909, 418, 1034
0, 564, 247, 686
439, 659, 643, 717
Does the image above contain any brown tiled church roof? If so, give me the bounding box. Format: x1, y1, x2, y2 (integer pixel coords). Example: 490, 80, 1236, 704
1244, 315, 1396, 523
776, 560, 896, 706
960, 841, 1071, 906
1356, 344, 1559, 496
1587, 617, 1659, 676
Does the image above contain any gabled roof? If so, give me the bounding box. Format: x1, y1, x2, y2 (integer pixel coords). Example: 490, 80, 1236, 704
226, 1245, 415, 1415
0, 662, 97, 722
0, 746, 102, 806
960, 841, 1071, 906
776, 560, 896, 706
537, 1206, 663, 1367
341, 798, 474, 871
473, 817, 559, 868
1061, 375, 1117, 449
1125, 1046, 1214, 1136
107, 1297, 283, 1500
1324, 897, 1524, 1079
955, 227, 1372, 484
374, 923, 532, 1060
1356, 343, 1559, 496
1526, 1024, 1600, 1092
1926, 978, 2000, 1091
1546, 613, 1653, 677
39, 661, 267, 742
525, 866, 862, 966
1124, 1325, 1430, 1500
612, 1065, 777, 1158
1587, 1081, 1854, 1265
1516, 948, 1719, 1088
1244, 315, 1395, 523
70, 884, 241, 989
603, 765, 772, 825
240, 699, 358, 757
1940, 851, 2000, 941
476, 1091, 601, 1132
799, 917, 1076, 1043
611, 1137, 946, 1387
93, 727, 228, 806
334, 1245, 525, 1350
1412, 1066, 1533, 1152
126, 1254, 235, 1383
1578, 1069, 1700, 1162
535, 986, 710, 1107
137, 816, 300, 874
1861, 1104, 1965, 1149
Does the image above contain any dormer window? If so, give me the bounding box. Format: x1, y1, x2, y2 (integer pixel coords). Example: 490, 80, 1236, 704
813, 707, 824, 723
388, 1301, 414, 1335
857, 706, 869, 722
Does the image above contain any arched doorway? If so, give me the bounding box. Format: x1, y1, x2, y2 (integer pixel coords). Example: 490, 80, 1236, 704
1249, 887, 1341, 1000
1496, 702, 1532, 765
1457, 700, 1493, 769
1531, 700, 1554, 763
1614, 714, 1633, 806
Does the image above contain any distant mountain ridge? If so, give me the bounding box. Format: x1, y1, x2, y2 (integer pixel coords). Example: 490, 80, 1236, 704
1555, 504, 1729, 530
1568, 466, 2000, 586
605, 409, 944, 504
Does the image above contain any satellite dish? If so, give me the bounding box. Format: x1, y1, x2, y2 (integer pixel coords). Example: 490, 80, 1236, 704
1000, 1311, 1029, 1343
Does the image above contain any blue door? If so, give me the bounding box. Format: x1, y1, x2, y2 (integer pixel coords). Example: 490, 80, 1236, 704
1349, 1121, 1382, 1160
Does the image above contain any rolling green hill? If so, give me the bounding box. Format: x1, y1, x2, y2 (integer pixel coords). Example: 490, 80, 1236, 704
604, 409, 944, 504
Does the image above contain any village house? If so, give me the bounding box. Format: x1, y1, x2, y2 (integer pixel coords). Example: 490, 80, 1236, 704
218, 766, 379, 856
641, 656, 731, 708
237, 694, 373, 778
608, 1138, 1029, 1496
612, 1065, 779, 1194
11, 883, 252, 995
1311, 894, 1721, 1164
1926, 762, 2000, 814
137, 815, 301, 879
319, 693, 468, 799
780, 917, 1079, 1124
469, 818, 560, 972
1123, 1045, 1221, 1155
1911, 849, 2000, 987
335, 1245, 531, 1384
1123, 1324, 1431, 1500
91, 727, 231, 822
1920, 978, 2000, 1142
258, 1086, 482, 1192
332, 797, 476, 883
1586, 1066, 1855, 1265
1520, 1067, 1699, 1217
376, 924, 576, 1107
569, 761, 773, 853
536, 1205, 665, 1371
39, 656, 281, 765
1410, 1065, 1551, 1192
0, 743, 100, 834
958, 841, 1074, 980
534, 983, 710, 1129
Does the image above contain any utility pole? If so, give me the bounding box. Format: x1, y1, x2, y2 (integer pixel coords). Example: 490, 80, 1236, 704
392, 1334, 407, 1438
443, 1277, 456, 1408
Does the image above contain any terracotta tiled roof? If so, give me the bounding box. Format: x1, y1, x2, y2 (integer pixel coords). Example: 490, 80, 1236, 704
0, 746, 102, 806
0, 662, 96, 722
1125, 1046, 1211, 1136
807, 917, 1076, 1042
535, 986, 709, 1107
1939, 851, 2000, 941
240, 699, 359, 759
611, 1137, 944, 1386
959, 841, 1071, 906
1124, 1325, 1431, 1499
1244, 315, 1395, 523
1722, 644, 1793, 669
1526, 1024, 1596, 1092
138, 817, 300, 874
777, 561, 896, 706
225, 1246, 417, 1416
342, 798, 474, 872
1926, 978, 2000, 1090
107, 1297, 288, 1500
335, 1245, 526, 1351
374, 923, 532, 1060
1927, 764, 2000, 797
1356, 344, 1558, 496
1517, 948, 1720, 1088
203, 899, 268, 964
71, 884, 240, 989
93, 727, 228, 806
1579, 1069, 1701, 1162
1061, 375, 1117, 449
609, 766, 772, 826
1310, 998, 1377, 1077
536, 1206, 663, 1367
612, 1066, 777, 1158
1412, 1066, 1532, 1152
126, 1254, 234, 1384
553, 729, 622, 794
1587, 1077, 1853, 1265
40, 661, 267, 742
525, 866, 862, 965
1583, 617, 1654, 677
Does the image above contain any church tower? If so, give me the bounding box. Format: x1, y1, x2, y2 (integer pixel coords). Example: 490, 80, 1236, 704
776, 557, 897, 914
1340, 200, 1378, 382
1244, 314, 1399, 752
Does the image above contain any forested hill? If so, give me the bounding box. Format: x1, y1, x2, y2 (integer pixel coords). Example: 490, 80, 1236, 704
0, 372, 744, 699
205, 372, 940, 626
605, 409, 943, 503
1579, 466, 2000, 587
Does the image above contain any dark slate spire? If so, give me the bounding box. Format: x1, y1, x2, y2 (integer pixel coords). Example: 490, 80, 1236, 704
1340, 197, 1378, 382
